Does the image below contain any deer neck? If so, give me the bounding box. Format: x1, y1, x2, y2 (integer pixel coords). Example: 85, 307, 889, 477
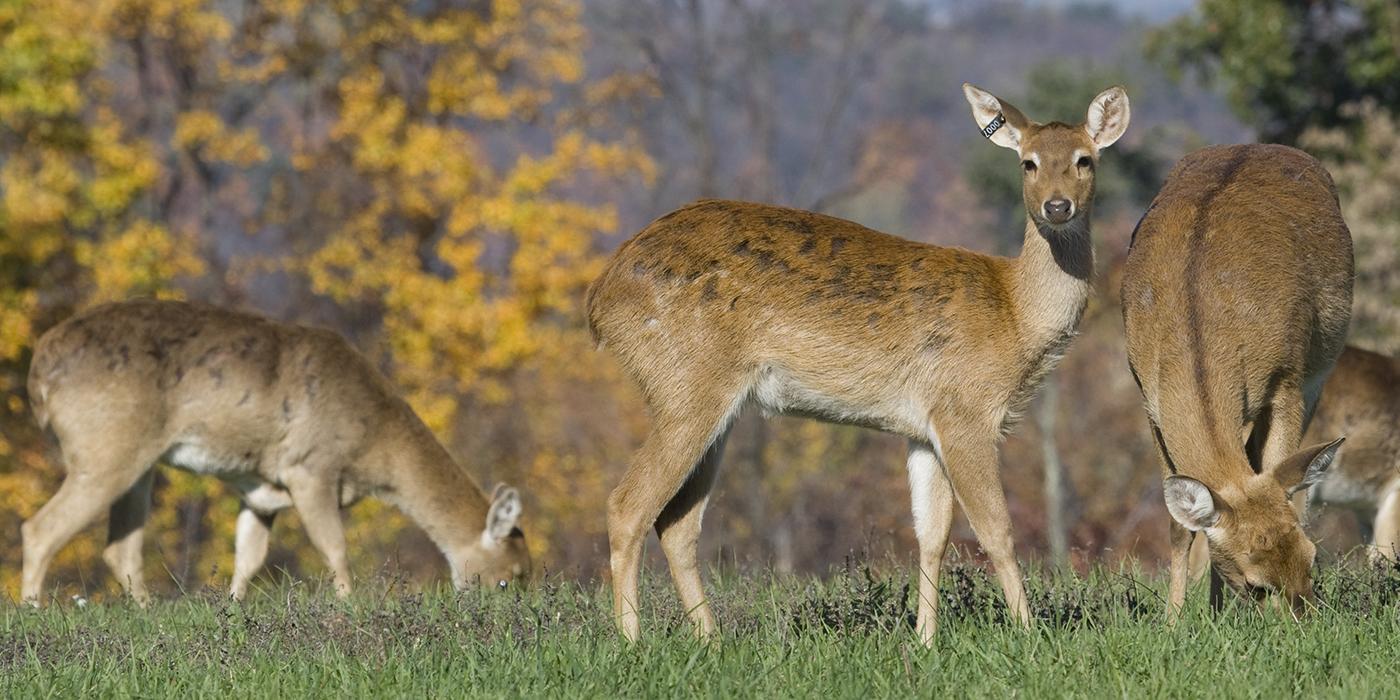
1155, 390, 1256, 489
1010, 217, 1093, 351
383, 423, 492, 555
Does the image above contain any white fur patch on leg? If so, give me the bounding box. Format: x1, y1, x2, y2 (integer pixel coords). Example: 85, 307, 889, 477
906, 442, 943, 539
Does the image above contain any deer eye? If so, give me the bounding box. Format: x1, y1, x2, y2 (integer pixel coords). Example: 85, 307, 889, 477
1076, 156, 1093, 169
1021, 160, 1037, 173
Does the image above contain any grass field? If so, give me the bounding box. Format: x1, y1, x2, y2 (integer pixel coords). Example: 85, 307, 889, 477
4, 559, 1400, 698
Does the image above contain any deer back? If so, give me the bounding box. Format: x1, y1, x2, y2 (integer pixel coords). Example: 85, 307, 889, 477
1122, 144, 1354, 473
29, 300, 410, 480
586, 199, 1035, 436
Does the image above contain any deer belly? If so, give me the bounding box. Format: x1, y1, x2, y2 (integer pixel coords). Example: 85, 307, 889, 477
164, 440, 258, 477
752, 365, 916, 433
237, 481, 293, 513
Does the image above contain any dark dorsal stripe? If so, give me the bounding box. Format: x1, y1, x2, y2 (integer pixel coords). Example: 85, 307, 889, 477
1182, 149, 1252, 448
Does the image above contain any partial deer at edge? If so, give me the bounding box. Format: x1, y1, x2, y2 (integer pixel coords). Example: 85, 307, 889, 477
1304, 346, 1400, 561
586, 83, 1130, 644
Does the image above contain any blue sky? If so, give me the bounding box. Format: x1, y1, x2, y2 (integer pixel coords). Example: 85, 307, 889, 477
1039, 0, 1197, 21
934, 0, 1197, 22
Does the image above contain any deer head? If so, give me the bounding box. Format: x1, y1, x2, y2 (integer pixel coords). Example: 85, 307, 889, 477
1164, 438, 1343, 614
963, 83, 1129, 228
456, 484, 532, 589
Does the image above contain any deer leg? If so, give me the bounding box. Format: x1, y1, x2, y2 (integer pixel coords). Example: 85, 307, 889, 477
231, 506, 278, 600
1355, 509, 1376, 550
1168, 519, 1197, 623
1187, 530, 1210, 583
944, 435, 1031, 628
22, 448, 155, 605
1209, 565, 1225, 612
102, 469, 155, 606
655, 431, 730, 640
1151, 422, 1198, 621
907, 439, 956, 646
608, 391, 743, 642
1262, 390, 1306, 491
1369, 489, 1400, 564
284, 471, 351, 597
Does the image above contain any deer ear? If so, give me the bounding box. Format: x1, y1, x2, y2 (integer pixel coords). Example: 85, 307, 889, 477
1163, 476, 1223, 532
484, 485, 522, 543
1085, 86, 1130, 150
1272, 437, 1344, 496
963, 82, 1029, 151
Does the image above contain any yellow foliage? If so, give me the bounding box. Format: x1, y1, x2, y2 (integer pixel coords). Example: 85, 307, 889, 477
2, 150, 81, 232
0, 290, 37, 361
88, 113, 162, 216
78, 221, 206, 301
173, 110, 268, 166
0, 0, 655, 599
305, 0, 652, 431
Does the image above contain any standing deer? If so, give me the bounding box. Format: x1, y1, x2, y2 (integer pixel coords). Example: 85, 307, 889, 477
22, 299, 531, 604
586, 83, 1130, 644
1121, 144, 1353, 619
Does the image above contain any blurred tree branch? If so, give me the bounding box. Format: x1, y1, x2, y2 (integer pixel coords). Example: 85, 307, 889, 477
1148, 0, 1400, 144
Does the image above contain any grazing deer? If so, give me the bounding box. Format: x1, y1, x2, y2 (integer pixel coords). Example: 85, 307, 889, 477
1121, 144, 1353, 619
586, 83, 1130, 644
22, 299, 530, 604
1188, 345, 1400, 579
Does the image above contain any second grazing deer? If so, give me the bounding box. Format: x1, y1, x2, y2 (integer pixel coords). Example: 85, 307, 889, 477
586, 83, 1130, 644
1121, 144, 1353, 619
22, 300, 531, 604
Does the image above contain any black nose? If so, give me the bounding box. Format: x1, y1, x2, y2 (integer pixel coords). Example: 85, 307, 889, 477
1043, 198, 1072, 223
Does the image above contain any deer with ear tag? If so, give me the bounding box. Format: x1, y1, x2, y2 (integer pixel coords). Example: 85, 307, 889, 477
587, 82, 1129, 644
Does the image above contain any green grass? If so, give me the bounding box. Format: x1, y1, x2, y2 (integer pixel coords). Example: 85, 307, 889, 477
5, 560, 1400, 698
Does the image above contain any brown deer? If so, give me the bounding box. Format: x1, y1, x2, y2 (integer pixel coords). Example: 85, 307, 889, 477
1302, 345, 1400, 560
1121, 144, 1353, 619
22, 299, 531, 604
586, 83, 1130, 644
1189, 345, 1400, 579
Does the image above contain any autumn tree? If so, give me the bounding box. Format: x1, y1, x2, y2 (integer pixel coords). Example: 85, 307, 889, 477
0, 0, 648, 598
0, 0, 208, 595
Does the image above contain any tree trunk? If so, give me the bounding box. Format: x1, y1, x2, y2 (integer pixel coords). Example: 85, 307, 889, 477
1038, 378, 1069, 568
